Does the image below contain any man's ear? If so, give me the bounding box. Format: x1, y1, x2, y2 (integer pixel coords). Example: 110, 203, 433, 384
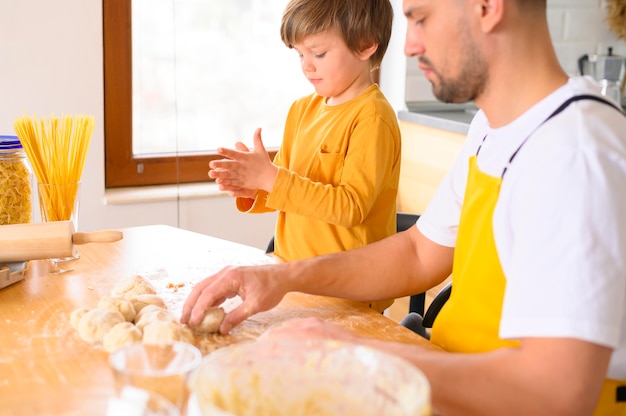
358, 43, 378, 61
476, 0, 504, 33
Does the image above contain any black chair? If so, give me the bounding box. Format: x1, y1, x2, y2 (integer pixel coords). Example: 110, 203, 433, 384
396, 212, 425, 317
265, 237, 275, 254
397, 212, 451, 332
421, 281, 451, 328
397, 213, 452, 339
401, 281, 451, 339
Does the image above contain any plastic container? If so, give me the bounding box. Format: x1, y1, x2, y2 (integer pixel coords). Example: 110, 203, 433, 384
0, 135, 32, 225
190, 338, 431, 415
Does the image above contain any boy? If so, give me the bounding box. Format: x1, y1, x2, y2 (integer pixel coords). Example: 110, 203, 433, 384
209, 0, 401, 293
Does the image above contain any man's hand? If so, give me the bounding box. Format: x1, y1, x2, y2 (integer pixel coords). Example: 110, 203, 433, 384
180, 264, 288, 334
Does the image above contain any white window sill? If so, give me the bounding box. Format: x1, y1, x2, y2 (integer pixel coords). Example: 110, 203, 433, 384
105, 182, 226, 205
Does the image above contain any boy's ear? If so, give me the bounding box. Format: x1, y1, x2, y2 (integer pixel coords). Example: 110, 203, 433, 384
358, 43, 378, 61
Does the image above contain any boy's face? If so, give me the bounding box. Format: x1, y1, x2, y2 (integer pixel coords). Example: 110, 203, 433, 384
403, 0, 488, 104
293, 29, 374, 105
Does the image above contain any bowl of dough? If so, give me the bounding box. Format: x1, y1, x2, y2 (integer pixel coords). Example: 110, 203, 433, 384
188, 338, 430, 416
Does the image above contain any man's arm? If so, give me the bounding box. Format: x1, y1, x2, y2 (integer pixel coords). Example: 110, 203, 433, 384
264, 317, 611, 416
394, 336, 610, 415
181, 226, 454, 332
287, 225, 453, 301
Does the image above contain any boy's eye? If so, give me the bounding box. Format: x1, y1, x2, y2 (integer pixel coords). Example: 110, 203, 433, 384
313, 52, 327, 58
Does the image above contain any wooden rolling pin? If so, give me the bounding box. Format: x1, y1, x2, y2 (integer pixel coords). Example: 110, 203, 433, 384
0, 221, 123, 262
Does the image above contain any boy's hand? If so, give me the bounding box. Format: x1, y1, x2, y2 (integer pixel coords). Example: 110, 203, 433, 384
208, 128, 278, 193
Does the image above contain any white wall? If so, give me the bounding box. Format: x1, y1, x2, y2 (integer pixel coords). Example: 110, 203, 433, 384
1, 0, 623, 249
379, 0, 409, 112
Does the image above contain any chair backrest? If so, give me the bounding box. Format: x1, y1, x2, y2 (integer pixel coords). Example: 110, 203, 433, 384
396, 212, 419, 233
396, 213, 426, 316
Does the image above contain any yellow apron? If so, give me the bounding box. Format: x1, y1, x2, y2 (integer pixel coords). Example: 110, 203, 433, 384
429, 155, 625, 414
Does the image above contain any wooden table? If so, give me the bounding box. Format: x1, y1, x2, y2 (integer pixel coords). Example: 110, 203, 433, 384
0, 225, 432, 415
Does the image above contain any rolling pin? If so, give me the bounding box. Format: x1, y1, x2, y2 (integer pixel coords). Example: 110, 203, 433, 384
0, 221, 123, 262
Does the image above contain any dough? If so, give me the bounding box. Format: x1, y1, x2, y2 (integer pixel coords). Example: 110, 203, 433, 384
129, 294, 167, 314
135, 307, 177, 331
143, 321, 195, 344
190, 307, 225, 334
102, 321, 142, 353
111, 274, 157, 300
77, 308, 125, 344
98, 295, 136, 322
70, 307, 91, 330
133, 304, 166, 323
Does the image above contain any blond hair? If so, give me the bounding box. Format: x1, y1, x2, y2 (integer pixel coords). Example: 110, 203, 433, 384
280, 0, 393, 70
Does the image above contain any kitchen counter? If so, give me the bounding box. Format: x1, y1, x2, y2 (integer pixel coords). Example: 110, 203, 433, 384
399, 99, 625, 134
399, 101, 477, 135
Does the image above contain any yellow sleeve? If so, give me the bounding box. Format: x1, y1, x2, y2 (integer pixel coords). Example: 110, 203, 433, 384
234, 99, 301, 215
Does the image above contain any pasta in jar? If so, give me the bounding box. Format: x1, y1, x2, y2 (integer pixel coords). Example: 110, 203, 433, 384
0, 136, 32, 225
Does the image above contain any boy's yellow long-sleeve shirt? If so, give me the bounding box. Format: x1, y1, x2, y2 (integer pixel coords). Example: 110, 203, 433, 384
237, 84, 401, 264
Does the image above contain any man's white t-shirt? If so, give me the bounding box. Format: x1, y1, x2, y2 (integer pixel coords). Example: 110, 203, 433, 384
418, 76, 626, 379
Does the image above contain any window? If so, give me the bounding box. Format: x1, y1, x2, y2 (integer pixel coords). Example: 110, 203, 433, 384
103, 0, 311, 187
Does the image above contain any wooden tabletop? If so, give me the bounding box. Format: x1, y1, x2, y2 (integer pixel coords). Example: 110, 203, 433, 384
0, 225, 432, 415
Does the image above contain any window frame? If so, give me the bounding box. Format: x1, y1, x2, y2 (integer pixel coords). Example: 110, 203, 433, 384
103, 0, 277, 188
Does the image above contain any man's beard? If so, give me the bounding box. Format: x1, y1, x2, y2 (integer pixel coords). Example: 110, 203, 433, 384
422, 30, 488, 104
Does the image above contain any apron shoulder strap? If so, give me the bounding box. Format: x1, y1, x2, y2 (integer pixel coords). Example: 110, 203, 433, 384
503, 94, 624, 177
546, 94, 624, 122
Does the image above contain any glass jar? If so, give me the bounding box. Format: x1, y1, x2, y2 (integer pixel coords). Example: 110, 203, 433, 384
0, 135, 32, 225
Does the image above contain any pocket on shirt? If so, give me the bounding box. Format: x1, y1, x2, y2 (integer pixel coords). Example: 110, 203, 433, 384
314, 150, 345, 185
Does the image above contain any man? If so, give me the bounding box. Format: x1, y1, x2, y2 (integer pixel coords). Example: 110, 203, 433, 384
182, 0, 626, 414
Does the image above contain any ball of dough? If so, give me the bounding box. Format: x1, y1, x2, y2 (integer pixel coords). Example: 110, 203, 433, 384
143, 321, 195, 345
129, 294, 167, 314
70, 307, 91, 330
77, 308, 125, 344
190, 307, 225, 334
135, 307, 177, 331
102, 321, 142, 353
133, 304, 166, 324
98, 295, 137, 322
111, 274, 157, 300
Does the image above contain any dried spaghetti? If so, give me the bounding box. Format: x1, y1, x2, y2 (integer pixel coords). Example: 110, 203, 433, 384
13, 114, 95, 223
